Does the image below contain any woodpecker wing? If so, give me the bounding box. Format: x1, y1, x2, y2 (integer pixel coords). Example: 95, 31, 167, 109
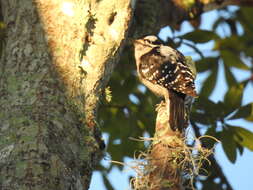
139, 46, 197, 97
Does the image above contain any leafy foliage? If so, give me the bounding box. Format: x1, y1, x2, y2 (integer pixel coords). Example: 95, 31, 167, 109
181, 29, 219, 43
96, 6, 253, 190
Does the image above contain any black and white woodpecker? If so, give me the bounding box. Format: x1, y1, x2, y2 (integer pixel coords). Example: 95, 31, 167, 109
133, 35, 197, 131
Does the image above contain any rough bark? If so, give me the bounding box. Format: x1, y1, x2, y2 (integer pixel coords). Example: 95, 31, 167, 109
149, 103, 184, 190
133, 103, 185, 190
0, 0, 132, 190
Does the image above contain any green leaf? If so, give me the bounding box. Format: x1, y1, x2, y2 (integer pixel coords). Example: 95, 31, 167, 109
245, 102, 253, 122
221, 50, 249, 70
191, 112, 212, 125
223, 64, 237, 87
202, 177, 226, 190
232, 126, 253, 151
214, 36, 245, 52
224, 84, 243, 111
228, 104, 252, 120
240, 7, 253, 32
194, 97, 226, 120
220, 129, 237, 163
236, 142, 244, 155
244, 46, 253, 58
199, 63, 218, 97
196, 57, 219, 73
181, 29, 219, 43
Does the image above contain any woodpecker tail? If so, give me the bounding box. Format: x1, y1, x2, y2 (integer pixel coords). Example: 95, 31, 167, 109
168, 90, 186, 131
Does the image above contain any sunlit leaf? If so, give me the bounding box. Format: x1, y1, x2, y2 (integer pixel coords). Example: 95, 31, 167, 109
214, 36, 245, 52
221, 50, 249, 70
231, 126, 253, 151
224, 84, 243, 111
246, 110, 253, 122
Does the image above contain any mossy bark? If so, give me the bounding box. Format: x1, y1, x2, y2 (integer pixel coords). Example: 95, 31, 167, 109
0, 0, 132, 189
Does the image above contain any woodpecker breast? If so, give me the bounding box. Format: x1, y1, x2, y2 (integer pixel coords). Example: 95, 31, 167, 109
134, 36, 197, 98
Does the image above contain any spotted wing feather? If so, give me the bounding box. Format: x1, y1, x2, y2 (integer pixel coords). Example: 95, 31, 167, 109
139, 47, 197, 97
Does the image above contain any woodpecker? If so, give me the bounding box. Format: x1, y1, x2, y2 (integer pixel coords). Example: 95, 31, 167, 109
134, 35, 197, 131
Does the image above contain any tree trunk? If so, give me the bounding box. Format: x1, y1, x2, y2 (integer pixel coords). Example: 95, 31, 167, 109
0, 0, 132, 189
132, 103, 185, 190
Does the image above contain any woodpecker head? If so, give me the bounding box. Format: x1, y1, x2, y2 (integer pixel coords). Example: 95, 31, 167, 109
134, 35, 162, 62
133, 35, 198, 98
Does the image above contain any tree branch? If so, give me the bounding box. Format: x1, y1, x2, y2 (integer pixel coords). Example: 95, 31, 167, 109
132, 0, 253, 36
133, 102, 184, 190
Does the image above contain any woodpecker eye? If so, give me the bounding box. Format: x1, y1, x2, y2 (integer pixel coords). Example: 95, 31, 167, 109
144, 39, 161, 45
144, 39, 152, 43
151, 40, 162, 45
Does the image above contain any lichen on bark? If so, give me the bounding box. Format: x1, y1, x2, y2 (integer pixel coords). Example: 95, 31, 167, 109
0, 0, 133, 189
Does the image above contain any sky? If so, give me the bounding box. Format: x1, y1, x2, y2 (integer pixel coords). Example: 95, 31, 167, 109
89, 6, 253, 190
